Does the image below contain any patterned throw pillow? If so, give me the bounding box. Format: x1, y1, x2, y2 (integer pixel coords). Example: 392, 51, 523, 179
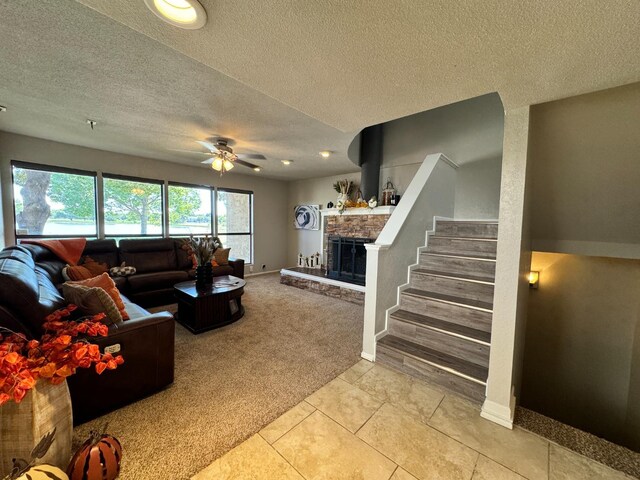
109, 262, 137, 277
67, 273, 129, 320
214, 248, 231, 266
62, 283, 123, 325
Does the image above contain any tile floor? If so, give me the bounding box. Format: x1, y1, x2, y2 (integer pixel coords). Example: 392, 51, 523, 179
192, 360, 635, 480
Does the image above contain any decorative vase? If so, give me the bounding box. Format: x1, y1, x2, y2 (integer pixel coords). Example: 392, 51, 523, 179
195, 263, 213, 288
0, 381, 73, 476
337, 193, 349, 204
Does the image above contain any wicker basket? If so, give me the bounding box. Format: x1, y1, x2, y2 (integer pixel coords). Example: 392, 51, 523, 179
0, 380, 73, 476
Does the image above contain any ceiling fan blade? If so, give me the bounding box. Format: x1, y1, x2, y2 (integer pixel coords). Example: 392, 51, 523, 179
200, 158, 215, 164
196, 140, 220, 153
170, 149, 213, 155
236, 153, 266, 160
235, 159, 260, 170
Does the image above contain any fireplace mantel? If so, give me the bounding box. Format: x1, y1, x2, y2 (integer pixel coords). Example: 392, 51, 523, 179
320, 206, 395, 217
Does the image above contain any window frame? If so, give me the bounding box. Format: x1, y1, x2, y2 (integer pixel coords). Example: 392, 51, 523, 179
102, 173, 165, 238
11, 160, 99, 239
8, 161, 255, 265
215, 187, 254, 263
167, 181, 215, 237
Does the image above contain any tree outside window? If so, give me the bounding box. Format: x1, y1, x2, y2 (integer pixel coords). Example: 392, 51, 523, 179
13, 165, 97, 236
103, 177, 164, 236
168, 185, 211, 235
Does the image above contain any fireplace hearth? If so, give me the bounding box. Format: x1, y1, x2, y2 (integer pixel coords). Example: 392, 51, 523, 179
327, 236, 373, 285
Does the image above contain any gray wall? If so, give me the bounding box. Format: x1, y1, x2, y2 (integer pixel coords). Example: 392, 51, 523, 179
0, 131, 289, 274
287, 172, 360, 267
529, 81, 640, 258
522, 252, 640, 450
381, 93, 504, 219
287, 94, 505, 267
521, 82, 640, 449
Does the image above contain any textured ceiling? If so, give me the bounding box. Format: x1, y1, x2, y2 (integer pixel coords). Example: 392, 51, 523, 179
1, 1, 639, 180
76, 0, 640, 132
0, 0, 357, 180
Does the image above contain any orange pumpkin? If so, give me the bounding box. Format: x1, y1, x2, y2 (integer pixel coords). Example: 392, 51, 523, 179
67, 431, 122, 480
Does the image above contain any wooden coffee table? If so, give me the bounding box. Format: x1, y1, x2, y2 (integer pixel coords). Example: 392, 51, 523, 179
173, 275, 246, 334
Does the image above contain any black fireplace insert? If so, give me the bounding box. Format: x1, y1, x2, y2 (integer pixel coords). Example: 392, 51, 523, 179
327, 236, 373, 285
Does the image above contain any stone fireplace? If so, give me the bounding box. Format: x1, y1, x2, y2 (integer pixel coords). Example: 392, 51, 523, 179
323, 210, 391, 279
280, 207, 394, 304
326, 236, 373, 285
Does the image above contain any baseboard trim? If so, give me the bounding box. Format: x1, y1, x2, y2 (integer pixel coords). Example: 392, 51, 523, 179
481, 396, 516, 429
361, 351, 375, 362
245, 269, 280, 277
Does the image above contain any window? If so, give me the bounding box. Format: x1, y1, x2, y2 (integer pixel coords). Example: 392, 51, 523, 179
216, 189, 253, 262
12, 162, 97, 238
168, 183, 212, 235
103, 175, 164, 236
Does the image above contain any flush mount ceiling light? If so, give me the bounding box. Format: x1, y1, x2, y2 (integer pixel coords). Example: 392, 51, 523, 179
281, 160, 293, 165
319, 150, 332, 158
253, 167, 261, 172
144, 0, 207, 29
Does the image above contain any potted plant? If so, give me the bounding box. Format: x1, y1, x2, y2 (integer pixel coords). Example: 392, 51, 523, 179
0, 305, 124, 476
184, 236, 220, 288
333, 179, 353, 205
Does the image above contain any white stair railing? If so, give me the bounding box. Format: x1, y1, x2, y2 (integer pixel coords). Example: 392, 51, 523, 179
362, 153, 458, 360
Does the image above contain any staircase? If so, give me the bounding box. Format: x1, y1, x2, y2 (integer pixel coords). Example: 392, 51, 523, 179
376, 219, 497, 403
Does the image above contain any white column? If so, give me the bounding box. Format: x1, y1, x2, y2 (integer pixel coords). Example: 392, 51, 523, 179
361, 243, 388, 360
481, 106, 532, 428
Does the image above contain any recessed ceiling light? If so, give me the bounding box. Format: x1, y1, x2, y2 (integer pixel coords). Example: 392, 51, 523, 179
253, 167, 261, 172
0, 105, 6, 112
319, 150, 332, 158
281, 160, 293, 165
144, 0, 207, 29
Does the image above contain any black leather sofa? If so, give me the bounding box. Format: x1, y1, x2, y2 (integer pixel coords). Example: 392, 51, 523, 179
87, 238, 244, 307
0, 238, 244, 423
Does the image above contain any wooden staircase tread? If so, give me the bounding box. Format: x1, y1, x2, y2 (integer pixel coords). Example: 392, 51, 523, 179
426, 249, 497, 260
378, 335, 488, 382
420, 252, 497, 262
431, 236, 498, 242
403, 288, 493, 311
412, 268, 495, 284
390, 309, 491, 344
437, 220, 498, 224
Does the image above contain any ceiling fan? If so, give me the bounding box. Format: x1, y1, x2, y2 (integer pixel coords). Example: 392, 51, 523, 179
176, 137, 266, 175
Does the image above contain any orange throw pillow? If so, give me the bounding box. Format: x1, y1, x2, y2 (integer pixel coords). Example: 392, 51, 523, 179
68, 272, 129, 320
214, 248, 230, 266
64, 265, 94, 281
83, 256, 109, 276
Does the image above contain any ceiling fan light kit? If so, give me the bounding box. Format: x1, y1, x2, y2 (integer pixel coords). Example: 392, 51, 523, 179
194, 138, 265, 175
144, 0, 207, 30
208, 156, 235, 175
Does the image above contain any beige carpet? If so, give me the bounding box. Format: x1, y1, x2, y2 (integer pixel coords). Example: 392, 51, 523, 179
73, 273, 363, 479
516, 407, 640, 478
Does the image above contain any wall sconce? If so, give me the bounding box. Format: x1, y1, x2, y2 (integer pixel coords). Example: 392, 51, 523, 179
528, 271, 539, 289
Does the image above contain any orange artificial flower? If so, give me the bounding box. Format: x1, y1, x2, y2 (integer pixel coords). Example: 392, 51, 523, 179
0, 304, 123, 404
